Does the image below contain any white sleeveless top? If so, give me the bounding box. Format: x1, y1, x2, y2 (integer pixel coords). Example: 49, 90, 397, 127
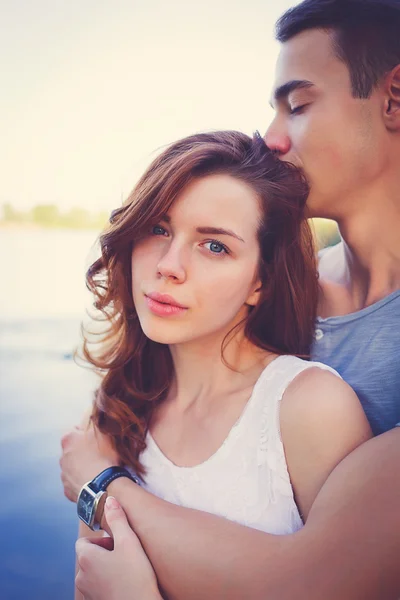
139, 355, 340, 535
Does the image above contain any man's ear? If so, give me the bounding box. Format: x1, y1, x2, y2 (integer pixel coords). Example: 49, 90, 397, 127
384, 64, 400, 131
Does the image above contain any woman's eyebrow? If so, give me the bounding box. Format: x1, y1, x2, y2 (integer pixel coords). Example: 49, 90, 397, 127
160, 216, 245, 242
196, 226, 245, 242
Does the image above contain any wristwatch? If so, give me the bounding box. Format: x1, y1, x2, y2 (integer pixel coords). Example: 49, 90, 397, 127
77, 466, 140, 531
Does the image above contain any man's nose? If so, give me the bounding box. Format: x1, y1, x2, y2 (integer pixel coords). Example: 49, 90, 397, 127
264, 121, 291, 157
156, 242, 187, 283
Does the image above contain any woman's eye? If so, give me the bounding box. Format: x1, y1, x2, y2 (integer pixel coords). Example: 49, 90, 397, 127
203, 240, 229, 255
151, 225, 168, 236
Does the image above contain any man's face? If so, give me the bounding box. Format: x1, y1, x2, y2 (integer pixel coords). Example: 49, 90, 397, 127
265, 29, 387, 219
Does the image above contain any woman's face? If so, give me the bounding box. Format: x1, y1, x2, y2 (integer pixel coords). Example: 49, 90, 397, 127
131, 173, 262, 347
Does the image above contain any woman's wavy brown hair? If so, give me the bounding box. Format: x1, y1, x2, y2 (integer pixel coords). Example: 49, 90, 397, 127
83, 130, 318, 475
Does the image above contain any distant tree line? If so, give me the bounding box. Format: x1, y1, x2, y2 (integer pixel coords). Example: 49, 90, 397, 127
1, 202, 109, 230
1, 202, 340, 248
311, 218, 340, 249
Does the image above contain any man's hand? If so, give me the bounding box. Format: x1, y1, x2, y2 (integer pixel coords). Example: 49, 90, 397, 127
60, 420, 119, 502
75, 496, 162, 600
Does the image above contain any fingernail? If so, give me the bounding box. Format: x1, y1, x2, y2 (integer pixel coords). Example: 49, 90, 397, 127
105, 496, 120, 510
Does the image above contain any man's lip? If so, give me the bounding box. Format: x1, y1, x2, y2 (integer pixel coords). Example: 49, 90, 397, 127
145, 292, 188, 309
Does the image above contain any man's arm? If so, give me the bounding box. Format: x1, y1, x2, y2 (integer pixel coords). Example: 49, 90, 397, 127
106, 429, 400, 600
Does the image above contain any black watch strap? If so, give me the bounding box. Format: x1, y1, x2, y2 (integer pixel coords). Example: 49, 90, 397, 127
89, 466, 140, 493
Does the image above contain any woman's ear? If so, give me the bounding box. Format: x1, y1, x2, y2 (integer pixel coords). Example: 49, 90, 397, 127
384, 64, 400, 131
246, 280, 263, 307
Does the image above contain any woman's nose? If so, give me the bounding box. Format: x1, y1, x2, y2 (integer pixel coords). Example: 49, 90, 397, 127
156, 243, 187, 283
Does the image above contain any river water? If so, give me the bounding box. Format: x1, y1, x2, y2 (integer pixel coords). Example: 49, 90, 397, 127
0, 229, 101, 599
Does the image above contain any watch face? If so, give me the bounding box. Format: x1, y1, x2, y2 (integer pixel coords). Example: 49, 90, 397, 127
77, 487, 96, 527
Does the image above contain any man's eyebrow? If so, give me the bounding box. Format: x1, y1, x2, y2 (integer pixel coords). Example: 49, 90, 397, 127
196, 226, 245, 243
270, 79, 315, 107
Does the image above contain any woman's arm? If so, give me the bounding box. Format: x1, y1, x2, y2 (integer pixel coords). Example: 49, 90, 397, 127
75, 498, 163, 600
75, 521, 105, 600
280, 367, 372, 520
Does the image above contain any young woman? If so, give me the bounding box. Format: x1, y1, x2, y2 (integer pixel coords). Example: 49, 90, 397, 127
64, 130, 371, 597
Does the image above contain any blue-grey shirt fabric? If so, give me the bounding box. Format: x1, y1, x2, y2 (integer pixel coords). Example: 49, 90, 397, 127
311, 290, 400, 435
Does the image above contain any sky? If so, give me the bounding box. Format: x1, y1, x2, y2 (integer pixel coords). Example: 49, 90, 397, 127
1, 0, 299, 213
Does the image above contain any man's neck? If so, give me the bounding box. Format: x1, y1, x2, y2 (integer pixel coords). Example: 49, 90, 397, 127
318, 195, 400, 316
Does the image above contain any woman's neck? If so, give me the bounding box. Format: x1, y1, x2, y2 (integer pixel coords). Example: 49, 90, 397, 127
166, 331, 274, 413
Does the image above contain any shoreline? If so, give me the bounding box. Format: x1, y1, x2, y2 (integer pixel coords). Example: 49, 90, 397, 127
0, 221, 102, 233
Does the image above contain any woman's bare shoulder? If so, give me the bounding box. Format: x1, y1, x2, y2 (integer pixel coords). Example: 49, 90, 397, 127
280, 366, 372, 520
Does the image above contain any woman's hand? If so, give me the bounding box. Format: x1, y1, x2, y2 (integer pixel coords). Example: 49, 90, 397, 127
60, 419, 119, 502
76, 496, 162, 600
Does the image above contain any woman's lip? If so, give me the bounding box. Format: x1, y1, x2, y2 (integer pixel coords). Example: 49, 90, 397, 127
145, 295, 188, 317
146, 292, 187, 309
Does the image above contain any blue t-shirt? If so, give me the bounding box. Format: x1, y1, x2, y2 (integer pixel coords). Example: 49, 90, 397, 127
311, 290, 400, 435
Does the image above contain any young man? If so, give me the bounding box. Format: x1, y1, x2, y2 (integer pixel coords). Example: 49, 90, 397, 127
266, 0, 400, 437
63, 1, 400, 598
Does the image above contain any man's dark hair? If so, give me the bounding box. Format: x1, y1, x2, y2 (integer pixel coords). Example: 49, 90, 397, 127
276, 0, 400, 98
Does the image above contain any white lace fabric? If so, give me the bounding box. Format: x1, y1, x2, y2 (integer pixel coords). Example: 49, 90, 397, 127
139, 355, 340, 535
